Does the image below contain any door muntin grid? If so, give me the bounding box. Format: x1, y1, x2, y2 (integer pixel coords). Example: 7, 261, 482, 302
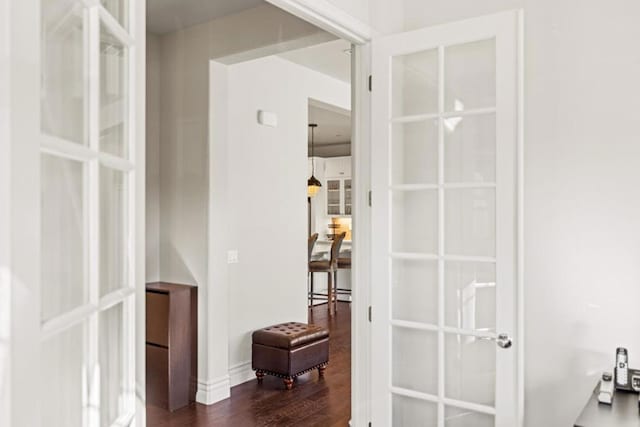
389, 37, 501, 423
39, 0, 135, 425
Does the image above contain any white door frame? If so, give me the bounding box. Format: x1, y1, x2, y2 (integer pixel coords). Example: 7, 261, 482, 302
264, 1, 373, 426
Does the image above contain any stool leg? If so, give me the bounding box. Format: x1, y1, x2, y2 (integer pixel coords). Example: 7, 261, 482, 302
256, 370, 265, 382
284, 377, 294, 390
327, 271, 334, 315
334, 270, 338, 313
318, 365, 327, 378
310, 272, 314, 306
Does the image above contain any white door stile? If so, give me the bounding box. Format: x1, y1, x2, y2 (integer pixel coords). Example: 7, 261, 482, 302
5, 0, 42, 426
371, 10, 521, 427
87, 6, 101, 425
494, 12, 518, 425
516, 10, 526, 426
436, 43, 446, 427
132, 0, 146, 423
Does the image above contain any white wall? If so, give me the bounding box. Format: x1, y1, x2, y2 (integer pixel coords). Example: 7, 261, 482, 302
367, 1, 640, 426
145, 33, 160, 283
222, 55, 350, 374
156, 4, 332, 286
524, 1, 640, 425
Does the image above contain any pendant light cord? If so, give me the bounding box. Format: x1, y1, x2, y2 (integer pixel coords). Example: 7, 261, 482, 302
311, 125, 316, 175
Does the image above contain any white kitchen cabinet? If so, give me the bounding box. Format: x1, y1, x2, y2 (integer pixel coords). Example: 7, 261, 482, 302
324, 156, 352, 216
324, 156, 351, 178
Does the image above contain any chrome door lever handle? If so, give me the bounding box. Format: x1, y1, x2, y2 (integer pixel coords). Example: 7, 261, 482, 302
495, 333, 512, 349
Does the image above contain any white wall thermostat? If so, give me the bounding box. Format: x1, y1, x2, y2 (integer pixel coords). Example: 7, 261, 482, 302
257, 110, 278, 127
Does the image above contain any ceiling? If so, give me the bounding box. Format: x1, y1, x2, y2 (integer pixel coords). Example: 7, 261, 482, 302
280, 39, 352, 83
147, 0, 265, 34
308, 103, 351, 158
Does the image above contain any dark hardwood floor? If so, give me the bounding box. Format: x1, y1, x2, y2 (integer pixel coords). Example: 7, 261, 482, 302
147, 302, 352, 426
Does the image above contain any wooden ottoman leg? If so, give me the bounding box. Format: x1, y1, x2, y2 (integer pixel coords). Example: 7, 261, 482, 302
256, 370, 265, 382
318, 365, 327, 378
283, 377, 294, 390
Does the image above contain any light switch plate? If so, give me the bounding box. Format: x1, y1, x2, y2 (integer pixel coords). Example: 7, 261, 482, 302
227, 250, 239, 264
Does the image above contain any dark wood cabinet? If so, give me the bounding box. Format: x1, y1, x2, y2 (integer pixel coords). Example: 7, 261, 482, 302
146, 282, 197, 412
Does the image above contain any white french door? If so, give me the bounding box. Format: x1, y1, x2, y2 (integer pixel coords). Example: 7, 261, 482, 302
37, 0, 139, 426
371, 11, 521, 427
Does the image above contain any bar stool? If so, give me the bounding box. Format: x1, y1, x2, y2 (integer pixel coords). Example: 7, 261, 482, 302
309, 232, 346, 315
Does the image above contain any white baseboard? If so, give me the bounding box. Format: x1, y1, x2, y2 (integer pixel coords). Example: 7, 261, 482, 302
195, 375, 231, 405
229, 361, 255, 387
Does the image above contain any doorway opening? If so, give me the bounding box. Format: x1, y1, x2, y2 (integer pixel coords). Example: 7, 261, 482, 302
144, 2, 359, 424
307, 98, 354, 313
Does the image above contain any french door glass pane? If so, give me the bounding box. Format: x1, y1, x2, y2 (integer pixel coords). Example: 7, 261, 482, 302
41, 323, 86, 427
445, 406, 494, 427
392, 190, 438, 254
393, 395, 437, 426
100, 166, 128, 296
392, 120, 438, 185
101, 0, 128, 29
444, 39, 496, 112
444, 189, 495, 257
392, 327, 438, 395
445, 333, 495, 406
41, 0, 86, 144
100, 24, 128, 158
99, 303, 125, 427
41, 154, 86, 321
445, 262, 496, 332
392, 49, 439, 117
392, 259, 438, 325
444, 114, 496, 183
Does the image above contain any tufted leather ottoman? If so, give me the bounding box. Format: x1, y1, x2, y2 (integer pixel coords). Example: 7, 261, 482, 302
252, 322, 329, 390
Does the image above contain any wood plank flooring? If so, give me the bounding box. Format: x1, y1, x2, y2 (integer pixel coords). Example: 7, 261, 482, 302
146, 302, 352, 426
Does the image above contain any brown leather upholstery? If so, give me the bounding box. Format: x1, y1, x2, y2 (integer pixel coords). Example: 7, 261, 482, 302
252, 322, 330, 390
252, 322, 329, 349
308, 260, 331, 271
337, 257, 351, 268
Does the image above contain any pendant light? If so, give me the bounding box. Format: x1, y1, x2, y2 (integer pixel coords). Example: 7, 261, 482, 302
307, 123, 322, 197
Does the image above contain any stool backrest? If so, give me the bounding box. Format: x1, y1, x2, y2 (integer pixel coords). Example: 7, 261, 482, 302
308, 233, 319, 262
330, 232, 346, 268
